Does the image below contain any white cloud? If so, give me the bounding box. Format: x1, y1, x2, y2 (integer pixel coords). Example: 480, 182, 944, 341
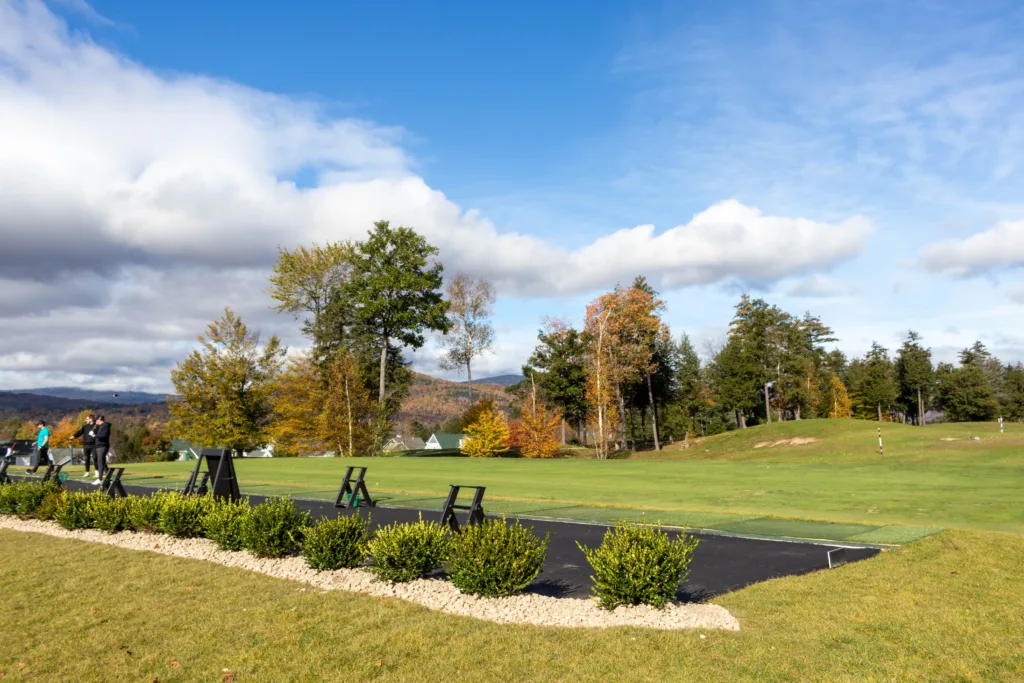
784, 274, 845, 298
919, 219, 1024, 277
0, 0, 872, 389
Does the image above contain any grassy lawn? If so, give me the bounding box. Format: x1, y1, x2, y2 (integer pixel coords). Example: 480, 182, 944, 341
2, 527, 1022, 681
84, 420, 1024, 542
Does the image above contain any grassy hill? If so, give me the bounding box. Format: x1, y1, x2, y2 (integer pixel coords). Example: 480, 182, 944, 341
647, 418, 1018, 464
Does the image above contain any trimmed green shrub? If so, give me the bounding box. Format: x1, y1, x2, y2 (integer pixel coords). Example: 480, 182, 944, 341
447, 517, 549, 597
35, 491, 63, 521
367, 516, 450, 583
241, 497, 310, 558
54, 491, 96, 530
13, 481, 61, 516
202, 497, 252, 551
158, 492, 213, 538
88, 495, 132, 534
302, 514, 370, 571
0, 483, 19, 514
577, 522, 699, 610
126, 493, 166, 533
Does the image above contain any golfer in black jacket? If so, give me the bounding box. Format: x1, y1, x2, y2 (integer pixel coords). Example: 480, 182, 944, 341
73, 414, 98, 479
91, 416, 111, 484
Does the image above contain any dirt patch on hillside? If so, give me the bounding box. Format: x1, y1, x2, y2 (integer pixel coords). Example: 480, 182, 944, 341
753, 437, 819, 449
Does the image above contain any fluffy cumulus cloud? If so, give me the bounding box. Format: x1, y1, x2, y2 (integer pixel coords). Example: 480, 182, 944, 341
918, 219, 1024, 278
0, 0, 871, 389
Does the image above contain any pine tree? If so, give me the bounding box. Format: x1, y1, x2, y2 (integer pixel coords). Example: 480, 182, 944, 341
523, 319, 588, 443
895, 331, 934, 425
346, 221, 450, 451
851, 343, 898, 421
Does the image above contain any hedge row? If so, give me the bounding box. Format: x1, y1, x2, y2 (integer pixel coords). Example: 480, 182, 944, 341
0, 481, 698, 607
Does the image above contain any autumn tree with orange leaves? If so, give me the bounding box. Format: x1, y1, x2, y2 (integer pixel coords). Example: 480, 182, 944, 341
603, 277, 669, 450
513, 376, 562, 459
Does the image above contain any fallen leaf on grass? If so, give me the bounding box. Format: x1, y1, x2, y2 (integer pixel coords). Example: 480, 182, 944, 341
375, 660, 382, 667
167, 661, 180, 669
15, 664, 26, 670
222, 673, 234, 682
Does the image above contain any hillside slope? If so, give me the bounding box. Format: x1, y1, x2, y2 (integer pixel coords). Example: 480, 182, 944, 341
644, 418, 1020, 464
396, 373, 513, 429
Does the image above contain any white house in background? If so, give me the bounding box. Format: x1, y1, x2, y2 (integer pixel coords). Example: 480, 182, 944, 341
243, 445, 274, 458
424, 433, 466, 450
383, 435, 426, 452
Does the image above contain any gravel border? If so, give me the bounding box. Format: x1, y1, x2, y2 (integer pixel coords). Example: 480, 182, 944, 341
0, 517, 740, 631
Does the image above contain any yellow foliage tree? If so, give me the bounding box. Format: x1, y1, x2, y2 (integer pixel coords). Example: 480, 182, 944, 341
514, 378, 561, 459
824, 374, 853, 418
49, 416, 79, 449
15, 421, 37, 440
462, 408, 510, 458
271, 352, 328, 456
322, 351, 375, 457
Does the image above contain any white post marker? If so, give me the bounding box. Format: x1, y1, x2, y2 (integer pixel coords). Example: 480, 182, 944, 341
878, 427, 883, 455
999, 416, 1004, 433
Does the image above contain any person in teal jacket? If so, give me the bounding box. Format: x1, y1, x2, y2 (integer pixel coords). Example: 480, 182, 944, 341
26, 420, 51, 474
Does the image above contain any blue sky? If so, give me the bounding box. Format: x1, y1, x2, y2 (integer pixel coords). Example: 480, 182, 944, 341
3, 0, 1024, 390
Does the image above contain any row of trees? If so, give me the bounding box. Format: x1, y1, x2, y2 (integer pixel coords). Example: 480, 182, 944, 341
165, 218, 1024, 458
519, 287, 1024, 457
169, 221, 501, 457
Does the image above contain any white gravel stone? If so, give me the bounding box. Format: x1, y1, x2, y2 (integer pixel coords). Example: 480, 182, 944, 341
0, 517, 740, 631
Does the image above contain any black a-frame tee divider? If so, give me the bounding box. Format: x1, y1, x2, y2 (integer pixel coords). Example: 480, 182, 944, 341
183, 449, 241, 501
0, 457, 11, 485
335, 466, 375, 509
101, 468, 127, 498
439, 485, 486, 532
41, 463, 64, 484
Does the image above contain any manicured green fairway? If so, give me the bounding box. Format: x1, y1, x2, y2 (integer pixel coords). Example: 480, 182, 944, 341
3, 528, 1022, 681
92, 420, 1024, 542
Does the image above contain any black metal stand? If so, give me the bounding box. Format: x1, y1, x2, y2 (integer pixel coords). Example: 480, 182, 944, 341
101, 468, 127, 498
183, 461, 211, 496
183, 449, 240, 501
334, 467, 375, 509
41, 463, 64, 483
0, 458, 10, 485
439, 485, 486, 532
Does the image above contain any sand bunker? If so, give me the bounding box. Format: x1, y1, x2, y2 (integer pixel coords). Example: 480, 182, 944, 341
753, 437, 818, 449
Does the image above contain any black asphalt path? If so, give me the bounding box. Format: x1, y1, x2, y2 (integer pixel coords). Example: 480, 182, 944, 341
44, 477, 881, 601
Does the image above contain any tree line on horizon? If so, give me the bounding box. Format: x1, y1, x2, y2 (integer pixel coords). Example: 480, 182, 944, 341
519, 288, 1024, 456
160, 221, 1024, 459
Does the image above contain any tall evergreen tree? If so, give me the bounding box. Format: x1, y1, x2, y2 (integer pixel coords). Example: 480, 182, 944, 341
1002, 363, 1024, 421
522, 319, 589, 443
936, 345, 1000, 422
851, 343, 898, 421
710, 337, 759, 428
895, 331, 934, 426
345, 221, 450, 450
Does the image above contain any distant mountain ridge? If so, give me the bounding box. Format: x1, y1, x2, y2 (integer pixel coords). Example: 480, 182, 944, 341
8, 387, 169, 404
460, 374, 525, 387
